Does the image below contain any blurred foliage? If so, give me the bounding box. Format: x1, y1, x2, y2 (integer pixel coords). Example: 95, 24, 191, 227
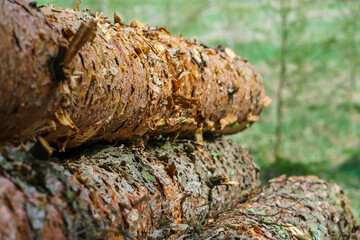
36, 0, 360, 221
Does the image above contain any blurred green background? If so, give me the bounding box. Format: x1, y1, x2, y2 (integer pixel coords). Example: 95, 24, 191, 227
36, 0, 360, 221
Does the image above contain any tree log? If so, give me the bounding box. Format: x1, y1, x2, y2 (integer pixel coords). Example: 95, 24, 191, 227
195, 175, 358, 240
0, 137, 259, 239
0, 0, 269, 149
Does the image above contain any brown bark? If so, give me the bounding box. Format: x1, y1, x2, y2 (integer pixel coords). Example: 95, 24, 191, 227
0, 0, 269, 149
0, 137, 259, 239
195, 175, 357, 240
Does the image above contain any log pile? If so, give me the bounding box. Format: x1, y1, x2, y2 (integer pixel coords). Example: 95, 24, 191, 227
0, 0, 358, 239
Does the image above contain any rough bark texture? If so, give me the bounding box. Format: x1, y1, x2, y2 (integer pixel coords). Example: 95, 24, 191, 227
195, 175, 357, 240
0, 137, 259, 239
0, 0, 269, 149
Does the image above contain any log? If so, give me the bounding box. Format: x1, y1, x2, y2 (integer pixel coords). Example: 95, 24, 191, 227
0, 0, 269, 149
0, 137, 259, 239
195, 175, 358, 240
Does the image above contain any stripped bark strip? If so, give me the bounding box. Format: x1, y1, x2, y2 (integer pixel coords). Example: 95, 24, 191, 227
0, 0, 269, 148
0, 137, 259, 239
196, 175, 357, 240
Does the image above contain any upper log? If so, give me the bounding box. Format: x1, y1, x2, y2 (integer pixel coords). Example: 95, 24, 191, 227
0, 0, 269, 148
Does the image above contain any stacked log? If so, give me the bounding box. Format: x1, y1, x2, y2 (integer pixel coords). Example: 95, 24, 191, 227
195, 175, 357, 240
0, 0, 268, 149
0, 137, 259, 239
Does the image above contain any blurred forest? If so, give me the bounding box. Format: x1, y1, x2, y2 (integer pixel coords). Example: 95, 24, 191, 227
36, 0, 360, 221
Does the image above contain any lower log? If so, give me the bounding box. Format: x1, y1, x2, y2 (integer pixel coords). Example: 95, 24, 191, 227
0, 137, 259, 239
195, 175, 357, 240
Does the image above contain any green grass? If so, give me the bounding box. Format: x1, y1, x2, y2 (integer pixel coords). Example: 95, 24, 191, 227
36, 0, 360, 222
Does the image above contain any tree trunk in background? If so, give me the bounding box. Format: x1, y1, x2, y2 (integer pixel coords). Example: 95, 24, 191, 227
195, 175, 357, 240
164, 0, 172, 27
346, 4, 359, 130
0, 0, 268, 149
0, 137, 259, 239
274, 0, 288, 161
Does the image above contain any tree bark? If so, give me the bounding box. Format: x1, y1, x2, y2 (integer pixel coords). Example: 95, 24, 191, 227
0, 137, 259, 239
0, 0, 269, 149
196, 175, 357, 240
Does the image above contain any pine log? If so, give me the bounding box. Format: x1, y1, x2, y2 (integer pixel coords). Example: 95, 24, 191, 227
0, 0, 269, 149
195, 175, 358, 240
0, 137, 259, 239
